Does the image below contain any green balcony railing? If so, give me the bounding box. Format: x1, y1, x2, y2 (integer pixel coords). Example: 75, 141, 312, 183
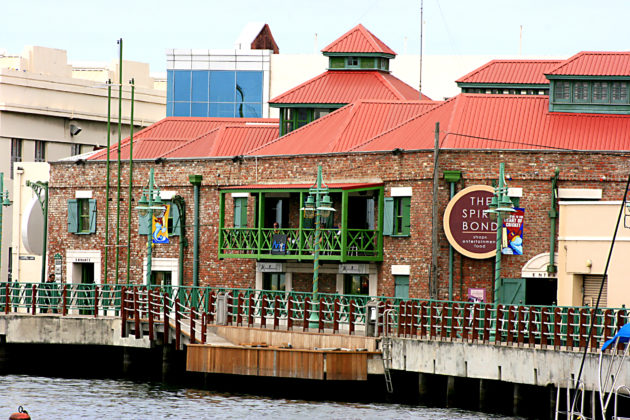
219, 227, 380, 261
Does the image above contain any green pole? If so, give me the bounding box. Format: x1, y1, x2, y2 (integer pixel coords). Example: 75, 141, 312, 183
548, 168, 560, 276
145, 168, 155, 285
115, 38, 123, 284
189, 175, 202, 287
494, 163, 505, 303
0, 174, 5, 281
309, 165, 328, 328
104, 80, 112, 285
172, 196, 186, 287
126, 79, 135, 285
42, 183, 48, 284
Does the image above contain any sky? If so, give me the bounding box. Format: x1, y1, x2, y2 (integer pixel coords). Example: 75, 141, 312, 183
3, 0, 630, 75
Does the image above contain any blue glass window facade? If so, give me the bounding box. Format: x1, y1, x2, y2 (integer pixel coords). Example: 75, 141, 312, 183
167, 70, 263, 118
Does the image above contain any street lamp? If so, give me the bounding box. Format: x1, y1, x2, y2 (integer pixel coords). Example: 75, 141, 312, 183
0, 173, 11, 282
135, 167, 166, 285
301, 165, 335, 329
483, 163, 515, 303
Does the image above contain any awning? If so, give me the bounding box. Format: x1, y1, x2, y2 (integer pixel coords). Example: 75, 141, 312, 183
220, 182, 383, 191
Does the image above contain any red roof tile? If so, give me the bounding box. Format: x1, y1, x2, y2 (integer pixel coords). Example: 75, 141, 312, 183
352, 94, 630, 152
547, 51, 630, 76
269, 71, 427, 104
88, 117, 278, 160
249, 100, 439, 156
322, 24, 396, 56
456, 60, 562, 85
164, 125, 279, 158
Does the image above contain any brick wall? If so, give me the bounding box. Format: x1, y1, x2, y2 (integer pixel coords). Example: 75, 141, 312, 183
48, 149, 630, 301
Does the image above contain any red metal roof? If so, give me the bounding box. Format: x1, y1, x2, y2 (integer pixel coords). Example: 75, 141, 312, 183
88, 117, 278, 160
222, 182, 383, 191
321, 24, 396, 56
456, 60, 562, 85
546, 51, 630, 76
250, 100, 439, 156
352, 93, 630, 152
269, 71, 427, 104
164, 125, 279, 158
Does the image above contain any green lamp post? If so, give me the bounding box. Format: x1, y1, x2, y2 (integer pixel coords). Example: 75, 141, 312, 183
301, 165, 335, 329
135, 167, 165, 285
484, 163, 515, 303
0, 173, 11, 281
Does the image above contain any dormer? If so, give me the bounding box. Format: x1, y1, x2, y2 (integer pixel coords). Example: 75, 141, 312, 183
321, 24, 396, 72
546, 52, 630, 114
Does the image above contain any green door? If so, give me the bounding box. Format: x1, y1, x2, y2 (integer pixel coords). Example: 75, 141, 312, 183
498, 278, 526, 305
79, 263, 95, 315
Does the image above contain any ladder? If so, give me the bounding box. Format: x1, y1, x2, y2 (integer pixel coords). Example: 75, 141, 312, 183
382, 337, 394, 393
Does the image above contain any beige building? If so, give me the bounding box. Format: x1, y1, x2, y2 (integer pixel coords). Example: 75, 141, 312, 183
558, 199, 630, 308
1, 46, 166, 282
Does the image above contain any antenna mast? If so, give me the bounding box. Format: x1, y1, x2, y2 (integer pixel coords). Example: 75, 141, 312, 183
419, 0, 424, 99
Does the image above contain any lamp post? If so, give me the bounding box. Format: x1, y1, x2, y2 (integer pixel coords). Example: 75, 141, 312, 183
484, 163, 515, 303
0, 173, 11, 281
135, 167, 166, 285
301, 165, 335, 329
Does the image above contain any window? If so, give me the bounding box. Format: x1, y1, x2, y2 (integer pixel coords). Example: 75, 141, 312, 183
151, 271, 172, 287
573, 82, 589, 102
67, 198, 97, 234
280, 108, 314, 135
139, 202, 181, 237
34, 140, 46, 162
234, 197, 248, 228
71, 144, 81, 156
592, 82, 609, 103
612, 82, 629, 103
384, 196, 411, 236
263, 272, 285, 291
554, 81, 570, 101
344, 274, 369, 295
346, 57, 359, 67
11, 138, 22, 179
394, 275, 409, 299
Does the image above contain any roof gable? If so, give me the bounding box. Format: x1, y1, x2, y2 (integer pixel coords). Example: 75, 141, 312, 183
269, 71, 426, 105
321, 24, 396, 56
249, 100, 439, 156
457, 60, 562, 85
546, 51, 630, 77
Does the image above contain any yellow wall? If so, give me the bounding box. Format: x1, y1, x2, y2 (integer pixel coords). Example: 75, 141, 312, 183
558, 201, 630, 307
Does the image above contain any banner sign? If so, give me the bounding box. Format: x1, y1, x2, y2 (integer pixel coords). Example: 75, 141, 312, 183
502, 207, 524, 255
443, 185, 497, 259
152, 205, 170, 244
468, 288, 487, 303
271, 234, 287, 255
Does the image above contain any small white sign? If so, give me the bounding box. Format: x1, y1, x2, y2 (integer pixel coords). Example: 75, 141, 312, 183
257, 262, 284, 273
338, 264, 369, 274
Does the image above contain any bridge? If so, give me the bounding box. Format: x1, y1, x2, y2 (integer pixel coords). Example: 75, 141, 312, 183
1, 282, 629, 418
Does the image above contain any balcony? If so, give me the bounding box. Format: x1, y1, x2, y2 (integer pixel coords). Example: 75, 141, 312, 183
218, 182, 384, 262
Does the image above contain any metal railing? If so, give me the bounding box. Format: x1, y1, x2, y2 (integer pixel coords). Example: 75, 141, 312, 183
2, 282, 628, 353
219, 227, 379, 259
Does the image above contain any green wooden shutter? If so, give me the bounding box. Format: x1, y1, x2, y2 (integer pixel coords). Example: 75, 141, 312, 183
401, 197, 411, 236
170, 203, 180, 236
88, 199, 97, 233
234, 197, 247, 228
138, 211, 151, 235
68, 199, 78, 233
394, 275, 410, 299
383, 197, 394, 236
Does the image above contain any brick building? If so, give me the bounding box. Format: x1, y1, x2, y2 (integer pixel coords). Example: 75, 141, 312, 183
45, 30, 630, 306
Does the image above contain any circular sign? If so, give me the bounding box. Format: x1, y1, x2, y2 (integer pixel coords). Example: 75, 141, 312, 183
22, 196, 44, 255
443, 185, 497, 259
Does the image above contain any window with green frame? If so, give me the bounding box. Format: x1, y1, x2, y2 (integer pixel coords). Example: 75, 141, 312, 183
344, 274, 369, 295
346, 56, 359, 67
263, 272, 285, 291
67, 198, 96, 234
233, 197, 248, 228
554, 81, 570, 101
573, 81, 589, 102
138, 202, 181, 236
383, 196, 411, 236
612, 82, 629, 103
553, 80, 630, 105
394, 275, 409, 299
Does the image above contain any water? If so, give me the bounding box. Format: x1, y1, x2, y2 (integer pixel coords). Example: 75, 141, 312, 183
0, 375, 518, 419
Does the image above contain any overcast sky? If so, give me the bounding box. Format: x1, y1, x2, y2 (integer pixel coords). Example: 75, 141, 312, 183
3, 0, 629, 74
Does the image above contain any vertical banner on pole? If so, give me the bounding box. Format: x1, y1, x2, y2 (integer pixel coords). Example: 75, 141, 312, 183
502, 208, 524, 255
152, 205, 170, 244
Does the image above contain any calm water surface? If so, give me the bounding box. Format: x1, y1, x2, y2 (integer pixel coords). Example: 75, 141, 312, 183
0, 375, 518, 419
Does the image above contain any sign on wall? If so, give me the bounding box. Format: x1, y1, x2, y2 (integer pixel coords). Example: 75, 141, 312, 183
443, 185, 497, 259
271, 234, 287, 255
